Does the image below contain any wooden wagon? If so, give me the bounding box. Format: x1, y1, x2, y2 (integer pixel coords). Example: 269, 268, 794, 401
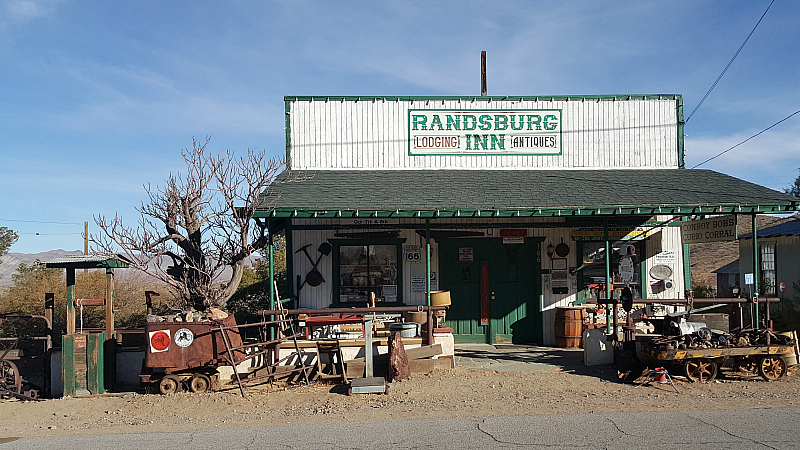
642, 341, 795, 382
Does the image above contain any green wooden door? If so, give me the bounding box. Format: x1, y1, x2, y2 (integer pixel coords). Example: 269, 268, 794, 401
438, 238, 542, 344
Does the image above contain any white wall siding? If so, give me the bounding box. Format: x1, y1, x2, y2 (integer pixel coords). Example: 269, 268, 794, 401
288, 98, 679, 171
534, 226, 580, 346
644, 218, 685, 300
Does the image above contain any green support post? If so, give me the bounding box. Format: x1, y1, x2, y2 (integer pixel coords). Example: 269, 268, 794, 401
752, 214, 759, 329
426, 219, 431, 307
104, 268, 116, 391
604, 219, 612, 335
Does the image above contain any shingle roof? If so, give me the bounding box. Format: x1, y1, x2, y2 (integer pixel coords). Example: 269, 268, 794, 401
255, 169, 799, 218
44, 254, 130, 269
739, 218, 800, 239
713, 259, 740, 274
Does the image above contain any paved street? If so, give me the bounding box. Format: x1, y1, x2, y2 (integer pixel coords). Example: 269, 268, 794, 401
2, 407, 798, 449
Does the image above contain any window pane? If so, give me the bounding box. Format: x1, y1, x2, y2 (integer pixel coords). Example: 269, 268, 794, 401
339, 244, 398, 303
760, 244, 776, 295
340, 245, 368, 302
580, 241, 641, 300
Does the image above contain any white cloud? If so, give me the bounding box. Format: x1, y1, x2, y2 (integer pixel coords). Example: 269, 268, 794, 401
3, 0, 64, 24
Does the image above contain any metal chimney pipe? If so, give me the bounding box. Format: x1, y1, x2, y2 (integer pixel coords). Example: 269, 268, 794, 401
481, 51, 487, 96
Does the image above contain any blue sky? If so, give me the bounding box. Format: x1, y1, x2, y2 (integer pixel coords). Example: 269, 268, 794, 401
1, 0, 798, 254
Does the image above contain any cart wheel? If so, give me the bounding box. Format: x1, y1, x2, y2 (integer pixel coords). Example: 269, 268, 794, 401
684, 358, 717, 383
158, 375, 182, 394
189, 373, 212, 393
0, 360, 22, 396
758, 355, 787, 381
736, 356, 758, 373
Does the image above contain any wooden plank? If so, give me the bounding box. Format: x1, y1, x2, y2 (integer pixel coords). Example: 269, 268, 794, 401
405, 344, 443, 360
345, 344, 442, 364
346, 355, 451, 378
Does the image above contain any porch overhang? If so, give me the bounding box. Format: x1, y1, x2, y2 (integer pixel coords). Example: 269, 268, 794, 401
254, 169, 800, 219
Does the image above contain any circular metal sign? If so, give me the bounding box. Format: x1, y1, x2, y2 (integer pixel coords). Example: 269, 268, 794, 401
649, 264, 673, 281
174, 328, 194, 348
150, 331, 170, 352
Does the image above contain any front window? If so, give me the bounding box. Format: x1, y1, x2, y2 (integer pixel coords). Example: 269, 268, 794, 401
760, 244, 776, 296
579, 241, 642, 301
339, 244, 399, 303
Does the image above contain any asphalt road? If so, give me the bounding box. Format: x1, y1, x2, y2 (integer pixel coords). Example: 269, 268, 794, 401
2, 407, 799, 449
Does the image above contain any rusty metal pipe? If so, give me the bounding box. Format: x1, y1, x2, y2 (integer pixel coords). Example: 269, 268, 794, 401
256, 306, 447, 345
592, 297, 780, 305
257, 306, 447, 315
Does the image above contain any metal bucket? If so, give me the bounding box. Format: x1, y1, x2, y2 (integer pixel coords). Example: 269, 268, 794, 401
777, 331, 799, 366
389, 323, 418, 338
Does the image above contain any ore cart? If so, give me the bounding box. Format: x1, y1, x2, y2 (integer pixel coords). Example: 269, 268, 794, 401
140, 314, 315, 395
642, 342, 795, 382
140, 315, 247, 394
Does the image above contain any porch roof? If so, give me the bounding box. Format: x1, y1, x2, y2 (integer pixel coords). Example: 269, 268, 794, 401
254, 169, 799, 219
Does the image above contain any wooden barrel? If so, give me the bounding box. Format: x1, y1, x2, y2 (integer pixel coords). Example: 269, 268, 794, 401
554, 307, 586, 348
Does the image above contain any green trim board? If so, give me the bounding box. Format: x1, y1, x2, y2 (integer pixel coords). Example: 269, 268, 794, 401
677, 97, 686, 169
255, 169, 799, 219
285, 101, 293, 170
285, 95, 682, 102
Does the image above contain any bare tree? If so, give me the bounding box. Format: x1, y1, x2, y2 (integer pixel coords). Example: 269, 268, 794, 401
92, 137, 289, 311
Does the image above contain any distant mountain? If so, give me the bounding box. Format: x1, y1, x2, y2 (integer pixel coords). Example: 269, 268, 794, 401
0, 249, 83, 286
0, 249, 264, 287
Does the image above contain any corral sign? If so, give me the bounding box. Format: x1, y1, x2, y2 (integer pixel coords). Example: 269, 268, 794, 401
681, 215, 737, 244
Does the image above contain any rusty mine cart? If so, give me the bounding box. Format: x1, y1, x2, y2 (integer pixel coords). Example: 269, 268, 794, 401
140, 314, 315, 396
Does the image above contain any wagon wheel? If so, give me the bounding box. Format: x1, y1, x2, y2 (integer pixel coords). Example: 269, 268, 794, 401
736, 356, 758, 373
0, 360, 22, 396
158, 375, 182, 394
684, 358, 717, 382
189, 373, 212, 393
758, 355, 787, 381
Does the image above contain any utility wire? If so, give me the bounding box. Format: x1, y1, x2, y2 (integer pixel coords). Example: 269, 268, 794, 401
691, 110, 800, 169
686, 0, 774, 122
19, 233, 82, 236
0, 218, 83, 225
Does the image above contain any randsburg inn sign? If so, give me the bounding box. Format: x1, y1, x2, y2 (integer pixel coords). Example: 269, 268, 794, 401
408, 109, 562, 155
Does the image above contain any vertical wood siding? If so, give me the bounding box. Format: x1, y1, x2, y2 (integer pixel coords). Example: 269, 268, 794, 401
288, 98, 679, 171
739, 235, 800, 300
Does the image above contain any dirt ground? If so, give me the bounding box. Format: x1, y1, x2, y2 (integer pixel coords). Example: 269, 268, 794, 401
2, 359, 799, 438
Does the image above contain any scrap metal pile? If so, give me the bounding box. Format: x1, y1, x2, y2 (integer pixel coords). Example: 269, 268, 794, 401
648, 325, 795, 351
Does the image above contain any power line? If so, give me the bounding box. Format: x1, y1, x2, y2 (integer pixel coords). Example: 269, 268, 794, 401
19, 233, 82, 236
691, 110, 800, 169
686, 0, 774, 122
0, 218, 84, 225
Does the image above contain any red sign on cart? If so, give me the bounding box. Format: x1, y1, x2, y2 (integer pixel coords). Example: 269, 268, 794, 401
149, 330, 171, 353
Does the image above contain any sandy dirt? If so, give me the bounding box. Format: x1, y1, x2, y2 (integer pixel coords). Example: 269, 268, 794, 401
2, 362, 799, 438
